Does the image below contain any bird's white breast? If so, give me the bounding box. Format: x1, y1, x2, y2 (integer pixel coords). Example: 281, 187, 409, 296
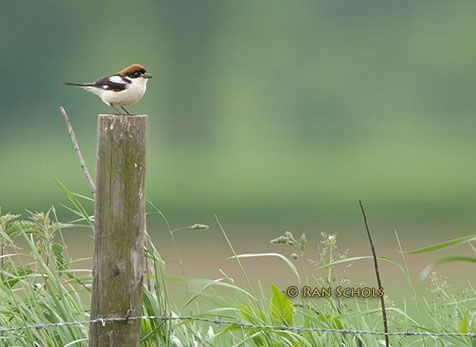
101, 78, 148, 107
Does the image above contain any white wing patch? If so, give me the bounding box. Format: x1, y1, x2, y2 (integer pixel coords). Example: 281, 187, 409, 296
109, 75, 127, 84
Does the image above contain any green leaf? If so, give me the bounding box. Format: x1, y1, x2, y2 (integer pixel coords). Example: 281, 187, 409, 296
53, 176, 93, 228
182, 278, 256, 309
229, 253, 300, 281
2, 262, 33, 287
408, 234, 476, 254
53, 243, 68, 270
457, 317, 468, 334
435, 256, 476, 265
318, 255, 405, 275
238, 304, 265, 325
298, 234, 306, 253
285, 231, 297, 244
52, 242, 76, 282
270, 284, 293, 326
332, 316, 344, 330
251, 335, 264, 346
318, 256, 374, 269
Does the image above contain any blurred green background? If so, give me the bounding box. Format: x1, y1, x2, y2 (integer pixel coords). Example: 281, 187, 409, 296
1, 1, 476, 276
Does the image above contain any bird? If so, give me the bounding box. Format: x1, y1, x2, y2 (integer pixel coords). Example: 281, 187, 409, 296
63, 64, 152, 114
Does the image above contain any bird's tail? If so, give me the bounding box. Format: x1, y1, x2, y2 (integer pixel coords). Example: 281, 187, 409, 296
62, 81, 93, 87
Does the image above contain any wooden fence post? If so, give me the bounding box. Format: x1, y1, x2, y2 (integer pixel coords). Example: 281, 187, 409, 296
89, 115, 147, 347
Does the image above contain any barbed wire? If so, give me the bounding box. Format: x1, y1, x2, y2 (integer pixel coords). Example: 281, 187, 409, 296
0, 315, 475, 340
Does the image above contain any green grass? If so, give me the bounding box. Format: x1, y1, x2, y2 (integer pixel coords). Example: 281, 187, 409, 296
0, 189, 475, 346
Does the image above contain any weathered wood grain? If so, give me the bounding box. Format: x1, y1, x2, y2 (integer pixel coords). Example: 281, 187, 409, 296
89, 115, 147, 347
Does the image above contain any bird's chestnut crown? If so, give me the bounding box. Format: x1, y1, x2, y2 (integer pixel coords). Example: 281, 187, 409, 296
119, 64, 150, 79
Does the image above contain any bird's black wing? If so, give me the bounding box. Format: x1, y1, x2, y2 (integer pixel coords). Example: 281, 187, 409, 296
93, 75, 128, 92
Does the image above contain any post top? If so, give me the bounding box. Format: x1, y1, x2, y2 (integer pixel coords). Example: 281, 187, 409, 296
98, 114, 147, 118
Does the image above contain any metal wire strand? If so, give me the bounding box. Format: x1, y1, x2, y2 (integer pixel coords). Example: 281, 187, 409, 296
0, 315, 475, 340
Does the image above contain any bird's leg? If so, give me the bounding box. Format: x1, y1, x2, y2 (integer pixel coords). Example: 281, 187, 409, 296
121, 107, 130, 115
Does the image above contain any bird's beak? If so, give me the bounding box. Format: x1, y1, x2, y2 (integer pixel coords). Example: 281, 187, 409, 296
143, 73, 152, 79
